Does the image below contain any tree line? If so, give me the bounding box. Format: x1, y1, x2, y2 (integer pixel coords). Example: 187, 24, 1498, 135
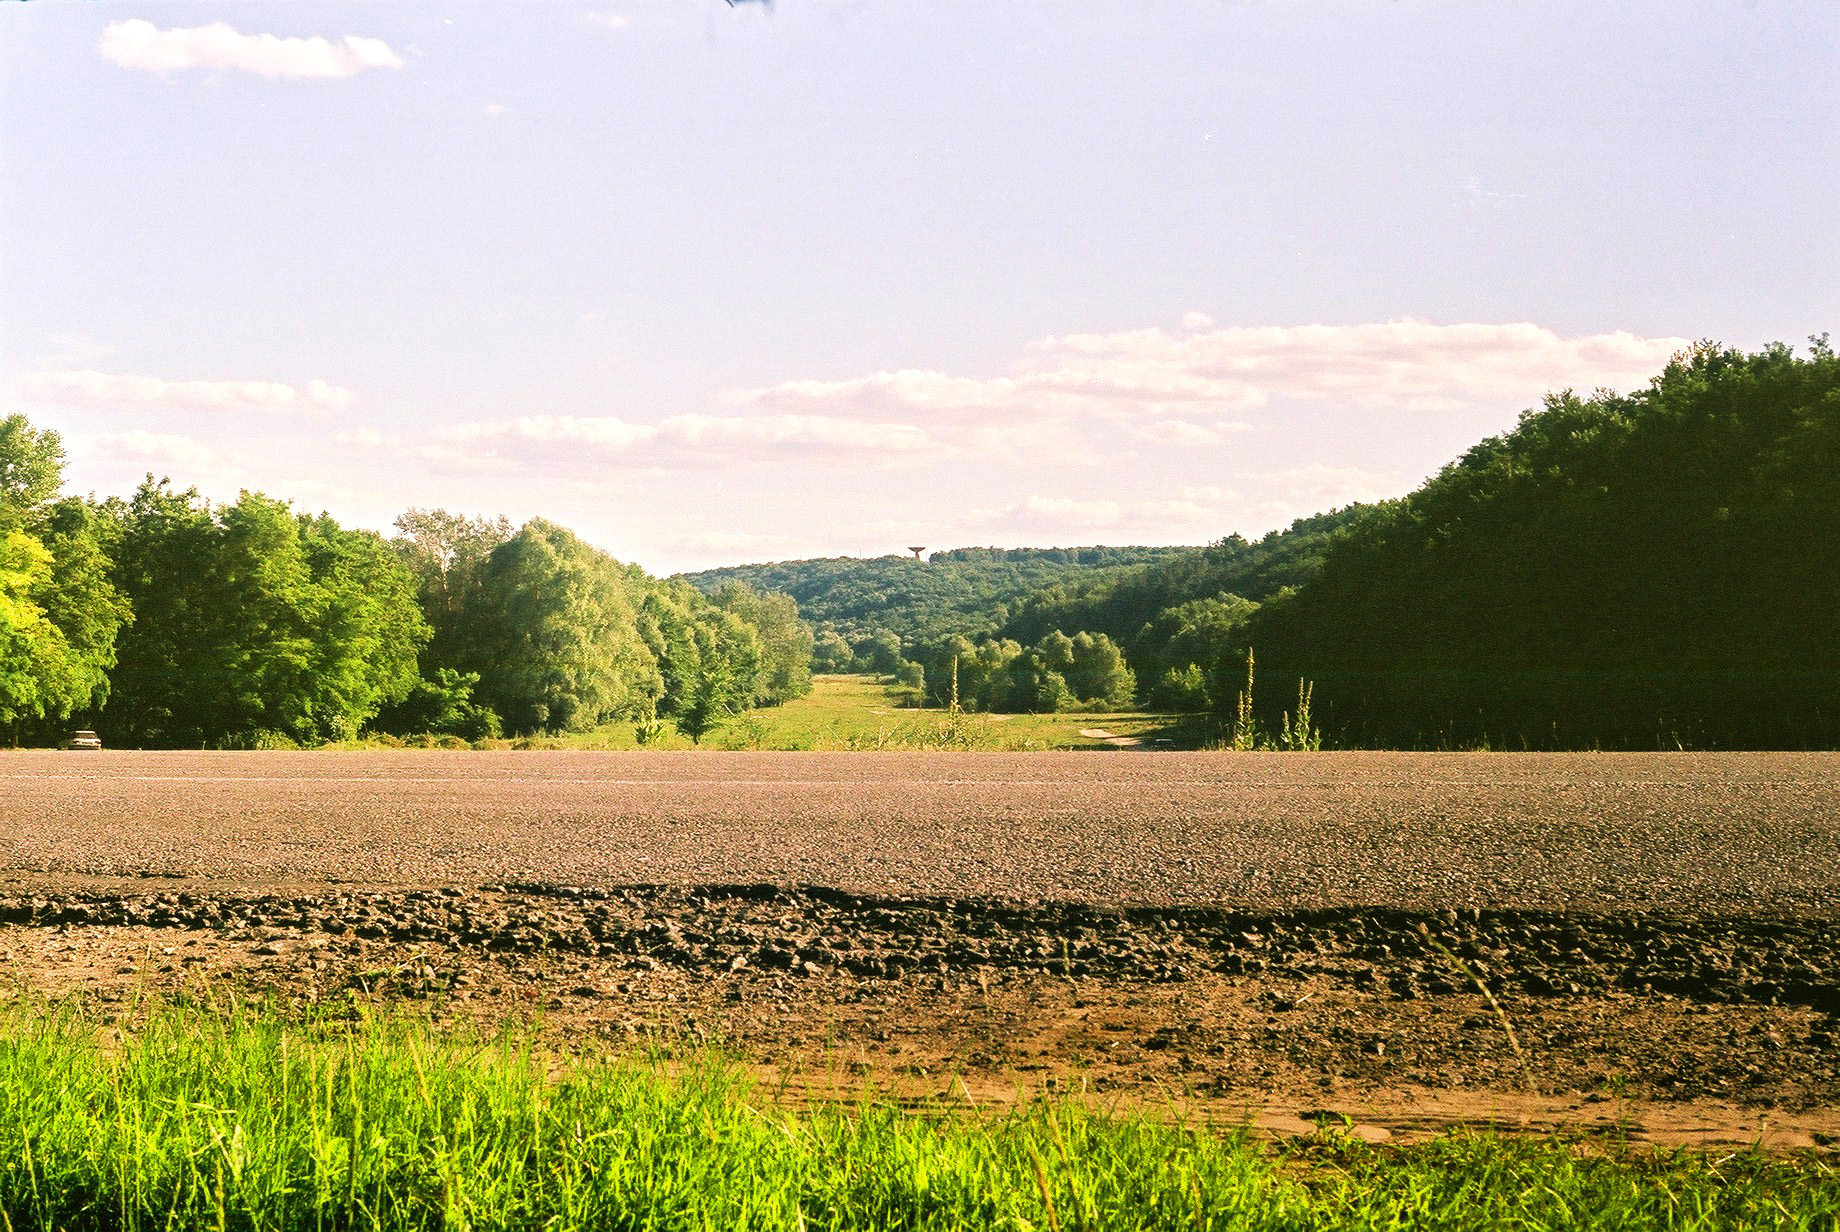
9, 338, 1831, 749
0, 424, 810, 748
752, 340, 1840, 748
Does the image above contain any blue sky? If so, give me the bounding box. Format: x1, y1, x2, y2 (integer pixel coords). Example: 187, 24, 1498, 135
5, 1, 1835, 572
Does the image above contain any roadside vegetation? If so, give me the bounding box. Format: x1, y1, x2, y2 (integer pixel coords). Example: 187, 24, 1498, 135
4, 339, 1836, 751
1, 1003, 1833, 1232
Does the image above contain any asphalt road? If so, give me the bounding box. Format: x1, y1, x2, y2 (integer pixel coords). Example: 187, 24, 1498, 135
2, 750, 1836, 913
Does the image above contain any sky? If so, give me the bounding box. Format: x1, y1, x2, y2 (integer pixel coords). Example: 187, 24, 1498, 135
4, 0, 1836, 574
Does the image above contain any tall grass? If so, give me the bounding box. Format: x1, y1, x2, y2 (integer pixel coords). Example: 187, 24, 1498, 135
0, 1003, 1834, 1230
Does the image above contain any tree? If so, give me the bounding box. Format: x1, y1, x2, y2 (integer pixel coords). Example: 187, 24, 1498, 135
373, 667, 500, 740
1066, 631, 1136, 709
108, 482, 426, 746
710, 580, 813, 705
390, 508, 512, 670
463, 519, 660, 734
811, 629, 854, 673
0, 531, 64, 729
674, 609, 759, 744
855, 628, 905, 675
0, 419, 130, 734
0, 414, 64, 532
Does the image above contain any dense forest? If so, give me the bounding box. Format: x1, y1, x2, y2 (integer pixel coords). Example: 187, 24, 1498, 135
1246, 339, 1840, 748
5, 339, 1834, 749
680, 545, 1189, 672
0, 424, 809, 748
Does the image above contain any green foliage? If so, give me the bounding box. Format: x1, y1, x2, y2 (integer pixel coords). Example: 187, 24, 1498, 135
0, 531, 62, 726
999, 510, 1370, 665
681, 545, 1192, 649
0, 421, 128, 730
1, 1004, 1836, 1231
0, 414, 64, 533
374, 667, 501, 740
674, 609, 759, 744
811, 629, 854, 672
390, 507, 513, 671
914, 630, 1134, 713
1252, 340, 1840, 748
460, 519, 659, 734
396, 514, 812, 740
1149, 663, 1210, 712
709, 580, 814, 706
107, 482, 427, 747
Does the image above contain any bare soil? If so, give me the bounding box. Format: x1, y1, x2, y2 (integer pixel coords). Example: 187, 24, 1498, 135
2, 751, 1836, 1151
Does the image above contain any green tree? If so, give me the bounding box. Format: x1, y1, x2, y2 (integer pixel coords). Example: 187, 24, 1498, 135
1066, 631, 1136, 708
710, 580, 814, 705
390, 508, 513, 671
463, 519, 660, 734
675, 609, 759, 744
0, 419, 131, 735
108, 482, 426, 746
374, 667, 501, 740
0, 414, 64, 532
811, 629, 854, 673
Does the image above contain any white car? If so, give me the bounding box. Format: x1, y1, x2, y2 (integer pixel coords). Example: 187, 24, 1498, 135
61, 730, 102, 751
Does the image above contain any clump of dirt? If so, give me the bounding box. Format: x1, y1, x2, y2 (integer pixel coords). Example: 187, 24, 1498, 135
2, 883, 1836, 1150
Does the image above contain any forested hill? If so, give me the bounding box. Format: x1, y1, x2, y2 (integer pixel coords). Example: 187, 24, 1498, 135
1244, 338, 1840, 749
678, 546, 1193, 647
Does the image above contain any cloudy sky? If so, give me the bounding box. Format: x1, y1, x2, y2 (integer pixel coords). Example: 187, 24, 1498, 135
4, 2, 1834, 573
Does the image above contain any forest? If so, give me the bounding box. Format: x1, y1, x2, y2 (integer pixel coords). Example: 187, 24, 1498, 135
3, 339, 1835, 749
0, 429, 810, 748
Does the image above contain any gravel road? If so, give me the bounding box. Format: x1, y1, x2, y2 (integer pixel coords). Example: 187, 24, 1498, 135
3, 750, 1835, 913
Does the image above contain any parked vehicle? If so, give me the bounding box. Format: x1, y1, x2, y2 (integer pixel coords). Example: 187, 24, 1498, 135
61, 730, 102, 751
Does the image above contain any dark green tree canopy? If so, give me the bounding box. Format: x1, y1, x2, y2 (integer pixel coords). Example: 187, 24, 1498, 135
107, 483, 427, 747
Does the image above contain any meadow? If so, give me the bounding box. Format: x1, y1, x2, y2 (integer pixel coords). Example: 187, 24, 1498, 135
355, 675, 1202, 752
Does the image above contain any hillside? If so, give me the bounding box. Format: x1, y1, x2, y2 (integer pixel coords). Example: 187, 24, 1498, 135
1247, 339, 1840, 748
679, 545, 1193, 647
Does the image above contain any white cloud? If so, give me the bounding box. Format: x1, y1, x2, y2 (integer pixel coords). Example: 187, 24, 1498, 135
335, 427, 399, 448
1181, 311, 1215, 331
1258, 464, 1402, 510
20, 370, 355, 414
434, 412, 931, 470
728, 320, 1690, 424
977, 494, 1220, 537
481, 102, 509, 117
1132, 419, 1252, 446
100, 19, 404, 79
69, 430, 215, 467
582, 11, 632, 30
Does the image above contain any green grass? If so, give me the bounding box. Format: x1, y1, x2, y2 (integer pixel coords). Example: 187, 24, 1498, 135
347, 676, 1206, 752
0, 1003, 1835, 1231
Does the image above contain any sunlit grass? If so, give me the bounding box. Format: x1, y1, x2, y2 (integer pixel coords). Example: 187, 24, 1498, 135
342, 676, 1201, 751
1, 1003, 1834, 1231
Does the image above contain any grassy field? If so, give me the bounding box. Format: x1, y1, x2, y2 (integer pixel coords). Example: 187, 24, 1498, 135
1, 1003, 1834, 1232
373, 675, 1207, 752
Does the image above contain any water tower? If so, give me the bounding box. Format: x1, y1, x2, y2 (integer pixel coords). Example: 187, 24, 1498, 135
907, 545, 927, 560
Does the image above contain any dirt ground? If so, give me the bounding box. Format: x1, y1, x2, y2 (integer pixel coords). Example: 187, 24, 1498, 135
4, 751, 1836, 1150
2, 880, 1834, 1153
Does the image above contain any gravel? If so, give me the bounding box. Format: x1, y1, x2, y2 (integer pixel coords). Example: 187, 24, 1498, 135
2, 750, 1837, 913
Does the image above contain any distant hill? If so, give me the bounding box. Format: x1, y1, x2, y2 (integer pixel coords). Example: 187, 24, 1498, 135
678, 545, 1195, 646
